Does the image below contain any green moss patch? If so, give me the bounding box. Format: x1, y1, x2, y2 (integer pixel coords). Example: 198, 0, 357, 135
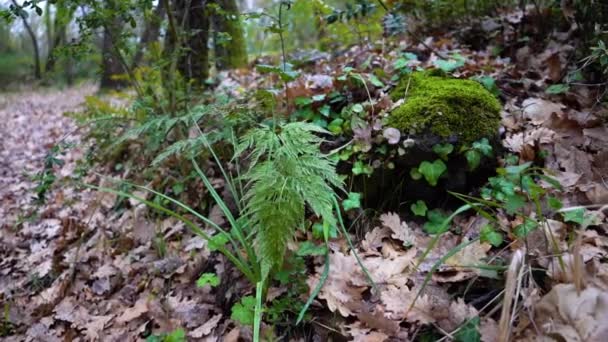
388, 72, 501, 144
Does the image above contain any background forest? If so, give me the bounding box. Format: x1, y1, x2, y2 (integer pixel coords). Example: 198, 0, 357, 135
1, 0, 608, 341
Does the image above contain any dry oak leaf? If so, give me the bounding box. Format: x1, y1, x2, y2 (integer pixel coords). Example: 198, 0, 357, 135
362, 248, 416, 288
380, 285, 434, 324
503, 127, 555, 157
380, 212, 415, 246
535, 283, 608, 341
116, 296, 150, 324
309, 250, 367, 317
431, 239, 490, 283
522, 98, 564, 125
361, 226, 391, 254
438, 298, 479, 332
189, 314, 222, 338
345, 322, 390, 342
479, 318, 499, 342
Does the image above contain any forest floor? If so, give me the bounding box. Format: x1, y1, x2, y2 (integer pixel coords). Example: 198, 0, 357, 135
0, 86, 256, 340
2, 22, 608, 342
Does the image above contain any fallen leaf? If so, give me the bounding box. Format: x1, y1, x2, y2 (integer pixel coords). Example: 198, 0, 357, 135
534, 284, 608, 341
522, 98, 564, 125
116, 296, 149, 324
190, 314, 222, 338
380, 212, 415, 246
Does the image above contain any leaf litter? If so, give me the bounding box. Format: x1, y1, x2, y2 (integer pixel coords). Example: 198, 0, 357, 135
1, 7, 608, 341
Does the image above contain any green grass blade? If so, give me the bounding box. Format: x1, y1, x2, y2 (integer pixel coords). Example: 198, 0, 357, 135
191, 159, 261, 280
85, 183, 257, 282
408, 238, 479, 312
253, 280, 264, 342
333, 197, 378, 293
414, 203, 476, 270
296, 221, 331, 325
111, 178, 241, 251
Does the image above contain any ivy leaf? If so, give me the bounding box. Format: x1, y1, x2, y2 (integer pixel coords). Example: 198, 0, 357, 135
433, 54, 466, 72
369, 74, 384, 87
393, 57, 408, 69
504, 162, 532, 175
423, 209, 450, 234
504, 194, 526, 215
514, 217, 538, 238
327, 118, 344, 134
472, 138, 493, 156
352, 160, 373, 176
342, 192, 362, 211
410, 167, 422, 180
465, 150, 481, 171
454, 316, 481, 342
418, 159, 447, 186
547, 196, 563, 210
172, 182, 185, 195
562, 208, 586, 225
546, 84, 569, 94
312, 94, 326, 102
312, 222, 337, 239
432, 143, 454, 160
410, 200, 428, 217
319, 104, 331, 117
474, 75, 500, 96
295, 96, 313, 107
480, 225, 503, 247
231, 296, 256, 326
297, 241, 327, 256
351, 103, 364, 113
208, 233, 230, 252
196, 273, 220, 288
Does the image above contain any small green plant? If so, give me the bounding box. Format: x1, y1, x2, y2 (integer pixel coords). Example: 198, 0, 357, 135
451, 158, 564, 241
462, 138, 493, 171
0, 303, 14, 338
196, 273, 220, 288
146, 328, 186, 342
32, 142, 69, 204
411, 159, 447, 186
235, 122, 343, 277
231, 296, 256, 325
411, 200, 428, 216
91, 121, 368, 341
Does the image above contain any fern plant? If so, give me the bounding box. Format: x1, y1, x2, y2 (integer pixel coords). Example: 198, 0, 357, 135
235, 122, 344, 277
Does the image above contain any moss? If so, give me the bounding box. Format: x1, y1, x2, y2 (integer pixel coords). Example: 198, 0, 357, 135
388, 72, 501, 144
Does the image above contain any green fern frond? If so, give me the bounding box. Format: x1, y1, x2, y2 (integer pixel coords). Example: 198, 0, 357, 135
237, 122, 343, 278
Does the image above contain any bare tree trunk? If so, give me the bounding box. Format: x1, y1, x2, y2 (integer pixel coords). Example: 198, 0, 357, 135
131, 0, 166, 69
11, 0, 41, 79
212, 0, 247, 70
45, 29, 63, 73
167, 0, 210, 85
100, 16, 127, 89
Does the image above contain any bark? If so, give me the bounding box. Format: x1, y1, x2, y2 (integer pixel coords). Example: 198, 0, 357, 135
211, 0, 247, 70
168, 0, 210, 84
11, 0, 41, 79
45, 27, 63, 73
131, 0, 166, 69
46, 2, 74, 73
100, 16, 127, 89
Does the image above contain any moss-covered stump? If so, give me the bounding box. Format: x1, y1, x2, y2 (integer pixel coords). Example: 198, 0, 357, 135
389, 71, 501, 145
356, 72, 502, 210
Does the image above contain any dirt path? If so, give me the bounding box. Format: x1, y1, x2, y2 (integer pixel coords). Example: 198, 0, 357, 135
0, 86, 230, 341
0, 86, 95, 224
